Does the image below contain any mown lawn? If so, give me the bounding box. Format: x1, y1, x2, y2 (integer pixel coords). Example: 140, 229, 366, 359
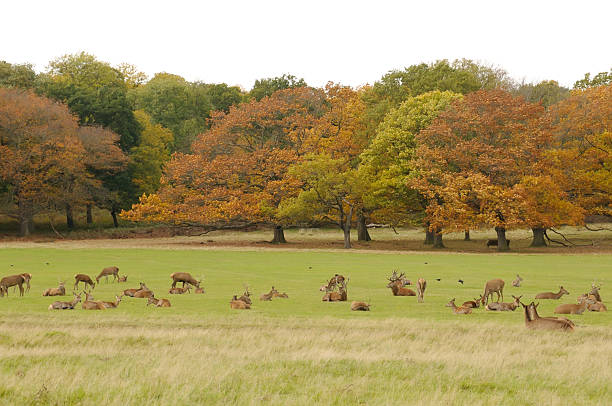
0, 247, 611, 405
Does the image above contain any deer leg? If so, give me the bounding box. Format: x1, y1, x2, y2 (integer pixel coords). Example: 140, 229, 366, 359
172, 281, 177, 288
19, 284, 24, 297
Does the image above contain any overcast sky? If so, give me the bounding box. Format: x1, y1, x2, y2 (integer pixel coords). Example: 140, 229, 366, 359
2, 0, 610, 90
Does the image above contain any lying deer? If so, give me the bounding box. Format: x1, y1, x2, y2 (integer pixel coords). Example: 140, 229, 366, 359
101, 295, 123, 309
96, 266, 119, 284
554, 297, 595, 315
74, 274, 95, 290
350, 301, 370, 311
462, 295, 483, 308
260, 286, 278, 301
238, 286, 251, 304
386, 279, 416, 296
48, 292, 81, 310
82, 291, 105, 310
416, 278, 426, 303
118, 275, 128, 283
43, 281, 66, 297
481, 279, 505, 306
486, 295, 522, 311
322, 280, 348, 302
589, 284, 602, 302
0, 274, 26, 297
535, 286, 569, 300
170, 272, 201, 289
578, 291, 608, 312
522, 301, 574, 331
526, 302, 575, 327
169, 285, 191, 294
512, 274, 523, 287
147, 296, 171, 307
133, 283, 154, 298
446, 298, 472, 314
230, 295, 250, 309
194, 287, 205, 294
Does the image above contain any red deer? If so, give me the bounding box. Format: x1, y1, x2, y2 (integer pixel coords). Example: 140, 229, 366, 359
322, 280, 348, 302
554, 297, 594, 315
321, 274, 346, 292
230, 295, 250, 309
194, 287, 205, 294
96, 266, 119, 284
43, 281, 66, 297
416, 278, 426, 303
524, 302, 575, 327
20, 273, 32, 293
462, 295, 483, 308
589, 284, 602, 302
260, 286, 277, 301
123, 287, 140, 297
486, 295, 522, 311
238, 286, 251, 304
0, 274, 26, 297
147, 296, 171, 307
101, 295, 123, 309
481, 279, 505, 306
386, 275, 416, 296
512, 274, 523, 287
133, 283, 154, 298
170, 272, 201, 289
535, 286, 569, 300
48, 292, 81, 310
118, 275, 128, 283
522, 302, 574, 331
82, 291, 105, 310
446, 298, 472, 314
350, 301, 370, 311
169, 285, 191, 295
74, 274, 95, 290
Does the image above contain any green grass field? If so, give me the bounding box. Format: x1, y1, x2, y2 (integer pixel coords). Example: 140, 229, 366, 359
1, 246, 611, 405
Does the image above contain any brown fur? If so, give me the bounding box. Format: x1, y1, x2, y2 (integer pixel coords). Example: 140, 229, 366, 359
350, 301, 370, 311
446, 298, 472, 314
74, 274, 95, 290
481, 279, 505, 305
96, 266, 119, 284
535, 286, 569, 300
486, 295, 522, 311
416, 278, 426, 303
48, 293, 81, 310
523, 302, 574, 331
170, 272, 200, 288
0, 274, 26, 297
230, 295, 250, 309
43, 282, 66, 297
147, 296, 171, 307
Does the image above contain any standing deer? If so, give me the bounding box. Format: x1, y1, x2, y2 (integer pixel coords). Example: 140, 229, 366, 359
48, 292, 81, 310
446, 298, 472, 314
416, 278, 426, 303
230, 295, 250, 309
350, 300, 370, 311
147, 296, 171, 307
512, 274, 523, 287
43, 281, 66, 296
486, 295, 522, 311
481, 279, 505, 306
20, 273, 32, 293
170, 272, 201, 289
0, 274, 26, 297
522, 302, 574, 331
74, 274, 95, 290
462, 295, 483, 308
535, 286, 569, 300
101, 295, 123, 309
82, 291, 105, 310
96, 266, 119, 284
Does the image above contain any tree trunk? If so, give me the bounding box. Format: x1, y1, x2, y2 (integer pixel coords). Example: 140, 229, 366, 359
495, 227, 510, 251
433, 229, 445, 248
28, 215, 35, 233
86, 204, 93, 224
464, 230, 470, 241
271, 225, 287, 244
19, 216, 30, 237
357, 214, 371, 242
530, 227, 547, 247
111, 210, 119, 228
342, 206, 354, 249
66, 204, 74, 230
424, 222, 434, 245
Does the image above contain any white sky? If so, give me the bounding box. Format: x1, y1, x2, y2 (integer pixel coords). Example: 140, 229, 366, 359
2, 0, 610, 90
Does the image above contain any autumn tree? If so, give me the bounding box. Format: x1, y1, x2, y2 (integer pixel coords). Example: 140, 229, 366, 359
360, 91, 463, 245
573, 68, 612, 89
412, 90, 553, 251
0, 89, 89, 235
515, 80, 570, 107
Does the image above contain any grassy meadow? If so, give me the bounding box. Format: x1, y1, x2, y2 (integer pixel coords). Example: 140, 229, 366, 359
0, 246, 611, 405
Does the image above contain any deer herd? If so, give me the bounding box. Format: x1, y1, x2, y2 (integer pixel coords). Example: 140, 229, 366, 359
0, 266, 607, 332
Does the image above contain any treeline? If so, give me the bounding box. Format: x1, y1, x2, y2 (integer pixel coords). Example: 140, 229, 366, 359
0, 54, 610, 249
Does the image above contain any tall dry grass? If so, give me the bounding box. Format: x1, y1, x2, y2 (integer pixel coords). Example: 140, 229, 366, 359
0, 313, 610, 405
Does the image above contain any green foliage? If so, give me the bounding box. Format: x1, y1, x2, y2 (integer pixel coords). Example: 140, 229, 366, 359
204, 83, 244, 113
40, 52, 141, 151
249, 74, 307, 101
129, 111, 174, 195
0, 61, 37, 89
131, 73, 212, 153
573, 68, 612, 89
515, 80, 570, 107
360, 91, 463, 225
